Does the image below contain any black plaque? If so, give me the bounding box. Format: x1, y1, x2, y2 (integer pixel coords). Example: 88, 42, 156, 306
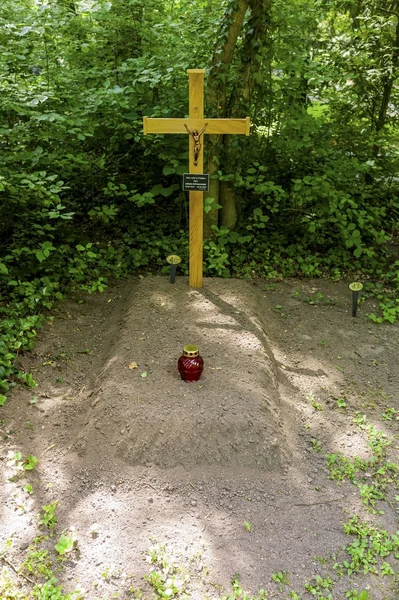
183, 173, 209, 192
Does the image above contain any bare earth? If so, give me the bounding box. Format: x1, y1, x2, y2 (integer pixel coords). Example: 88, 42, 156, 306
1, 276, 398, 599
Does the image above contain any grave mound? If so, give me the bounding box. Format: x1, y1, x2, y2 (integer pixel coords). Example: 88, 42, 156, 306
72, 278, 288, 470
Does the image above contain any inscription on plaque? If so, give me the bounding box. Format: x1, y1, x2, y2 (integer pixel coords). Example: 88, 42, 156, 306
183, 173, 209, 192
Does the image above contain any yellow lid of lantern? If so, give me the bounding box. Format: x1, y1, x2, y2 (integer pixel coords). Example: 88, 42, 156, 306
183, 345, 199, 357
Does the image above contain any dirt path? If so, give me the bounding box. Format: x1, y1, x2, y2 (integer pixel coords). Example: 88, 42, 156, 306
1, 276, 398, 599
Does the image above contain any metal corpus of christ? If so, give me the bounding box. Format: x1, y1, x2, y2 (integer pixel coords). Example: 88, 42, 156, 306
143, 69, 250, 289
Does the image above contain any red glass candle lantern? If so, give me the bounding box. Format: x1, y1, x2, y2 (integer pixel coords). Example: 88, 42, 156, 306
178, 345, 204, 382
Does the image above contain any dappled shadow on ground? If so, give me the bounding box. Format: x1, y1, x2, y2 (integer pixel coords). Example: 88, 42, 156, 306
1, 277, 398, 599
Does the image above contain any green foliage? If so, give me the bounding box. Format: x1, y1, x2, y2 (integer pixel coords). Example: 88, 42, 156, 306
367, 298, 399, 324
325, 412, 399, 527
38, 502, 58, 530
220, 578, 268, 600
244, 521, 251, 532
304, 575, 334, 599
22, 542, 53, 581
23, 454, 38, 471
335, 516, 399, 577
33, 577, 72, 600
325, 453, 368, 483
204, 238, 230, 277
20, 539, 82, 599
204, 197, 223, 215
145, 543, 190, 598
345, 591, 371, 600
382, 407, 399, 422
336, 398, 348, 409
272, 571, 290, 586
311, 438, 322, 453
54, 533, 75, 556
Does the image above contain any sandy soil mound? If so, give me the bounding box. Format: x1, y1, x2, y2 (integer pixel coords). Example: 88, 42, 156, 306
71, 278, 288, 470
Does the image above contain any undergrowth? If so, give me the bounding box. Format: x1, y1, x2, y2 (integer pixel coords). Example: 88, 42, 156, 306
325, 412, 399, 515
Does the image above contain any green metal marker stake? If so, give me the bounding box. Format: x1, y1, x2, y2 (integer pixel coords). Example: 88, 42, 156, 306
349, 282, 363, 317
166, 255, 181, 284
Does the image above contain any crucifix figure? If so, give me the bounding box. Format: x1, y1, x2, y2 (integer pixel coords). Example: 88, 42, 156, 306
184, 122, 208, 166
143, 69, 250, 288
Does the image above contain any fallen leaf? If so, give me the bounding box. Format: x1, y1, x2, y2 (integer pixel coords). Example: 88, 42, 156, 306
141, 371, 147, 378
244, 521, 251, 532
129, 362, 138, 370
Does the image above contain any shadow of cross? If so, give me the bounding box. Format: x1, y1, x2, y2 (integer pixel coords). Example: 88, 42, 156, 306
143, 68, 250, 289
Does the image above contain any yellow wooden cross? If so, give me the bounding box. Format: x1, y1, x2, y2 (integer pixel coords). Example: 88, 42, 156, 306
143, 68, 250, 288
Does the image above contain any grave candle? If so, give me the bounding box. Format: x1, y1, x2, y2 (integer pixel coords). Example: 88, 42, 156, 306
178, 345, 204, 382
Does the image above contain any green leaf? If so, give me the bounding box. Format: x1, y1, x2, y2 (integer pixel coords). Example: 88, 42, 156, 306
141, 371, 147, 378
354, 247, 363, 258
176, 165, 186, 176
23, 455, 38, 470
0, 262, 8, 274
163, 166, 175, 175
160, 184, 178, 197
55, 533, 75, 555
0, 395, 6, 406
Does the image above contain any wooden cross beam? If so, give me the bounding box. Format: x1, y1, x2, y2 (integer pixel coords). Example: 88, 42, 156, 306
143, 68, 250, 288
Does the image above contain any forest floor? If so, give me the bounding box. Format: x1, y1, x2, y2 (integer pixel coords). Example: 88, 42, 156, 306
0, 276, 398, 600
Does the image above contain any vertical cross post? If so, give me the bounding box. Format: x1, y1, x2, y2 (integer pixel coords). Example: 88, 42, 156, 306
188, 69, 205, 288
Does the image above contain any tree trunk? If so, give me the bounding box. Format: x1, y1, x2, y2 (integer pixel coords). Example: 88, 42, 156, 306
375, 3, 399, 133
220, 0, 272, 230
220, 181, 237, 228
204, 0, 250, 238
204, 152, 220, 238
